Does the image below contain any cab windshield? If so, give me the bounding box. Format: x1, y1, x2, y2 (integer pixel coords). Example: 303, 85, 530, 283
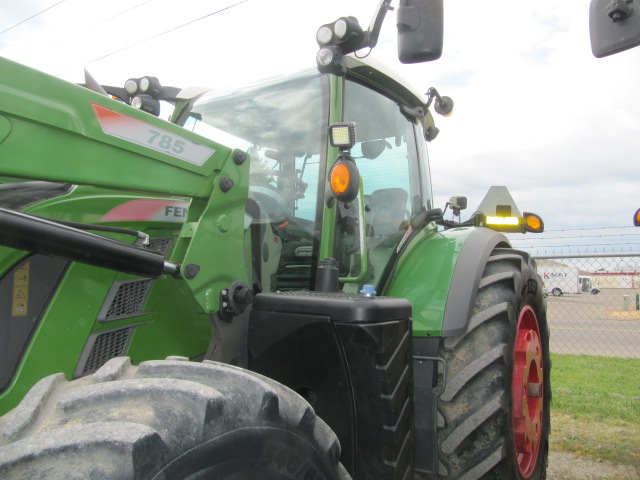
182, 69, 430, 294
185, 71, 328, 291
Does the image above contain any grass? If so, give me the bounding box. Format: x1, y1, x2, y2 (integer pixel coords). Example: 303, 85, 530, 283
550, 353, 640, 468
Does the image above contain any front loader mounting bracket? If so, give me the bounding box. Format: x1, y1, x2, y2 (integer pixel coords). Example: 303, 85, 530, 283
218, 281, 254, 323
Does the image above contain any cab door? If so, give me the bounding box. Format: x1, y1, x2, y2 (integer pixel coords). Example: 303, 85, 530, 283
330, 74, 434, 291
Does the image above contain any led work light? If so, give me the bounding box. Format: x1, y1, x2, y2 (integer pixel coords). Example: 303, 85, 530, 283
329, 122, 357, 149
327, 122, 359, 203
485, 216, 519, 226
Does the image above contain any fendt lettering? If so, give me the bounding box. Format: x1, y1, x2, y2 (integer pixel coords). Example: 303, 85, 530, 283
164, 205, 187, 218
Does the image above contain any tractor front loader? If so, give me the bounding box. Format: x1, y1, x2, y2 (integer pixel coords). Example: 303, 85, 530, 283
0, 1, 550, 479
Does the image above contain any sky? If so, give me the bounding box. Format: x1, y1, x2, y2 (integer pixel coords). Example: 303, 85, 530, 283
1, 0, 640, 256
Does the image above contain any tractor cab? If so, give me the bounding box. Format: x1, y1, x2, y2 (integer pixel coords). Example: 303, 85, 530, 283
175, 56, 443, 294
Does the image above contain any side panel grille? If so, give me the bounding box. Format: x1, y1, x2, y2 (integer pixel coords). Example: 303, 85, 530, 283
76, 238, 170, 377
148, 237, 172, 255
75, 326, 135, 377
99, 279, 152, 321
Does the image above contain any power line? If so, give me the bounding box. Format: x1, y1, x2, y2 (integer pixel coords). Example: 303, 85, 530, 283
55, 0, 249, 77
15, 0, 156, 64
0, 1, 66, 36
94, 0, 156, 28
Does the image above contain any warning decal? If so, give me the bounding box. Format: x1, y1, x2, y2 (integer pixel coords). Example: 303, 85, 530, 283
91, 103, 215, 166
12, 262, 29, 317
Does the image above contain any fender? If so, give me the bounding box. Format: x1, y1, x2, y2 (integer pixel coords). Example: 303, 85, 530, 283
441, 227, 510, 336
386, 226, 510, 337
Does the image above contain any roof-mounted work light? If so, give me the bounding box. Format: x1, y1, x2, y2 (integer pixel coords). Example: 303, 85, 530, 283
316, 46, 345, 75
139, 76, 161, 97
316, 16, 365, 74
83, 70, 182, 118
123, 76, 163, 116
124, 78, 139, 96
314, 0, 444, 73
316, 16, 364, 51
131, 94, 161, 116
124, 76, 161, 97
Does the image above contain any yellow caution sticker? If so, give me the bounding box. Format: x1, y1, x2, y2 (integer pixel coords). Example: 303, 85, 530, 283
12, 262, 29, 316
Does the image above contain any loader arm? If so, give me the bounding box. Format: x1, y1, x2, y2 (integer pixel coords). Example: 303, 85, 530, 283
0, 57, 251, 314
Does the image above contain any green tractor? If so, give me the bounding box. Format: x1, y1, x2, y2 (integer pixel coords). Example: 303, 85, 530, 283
0, 1, 550, 479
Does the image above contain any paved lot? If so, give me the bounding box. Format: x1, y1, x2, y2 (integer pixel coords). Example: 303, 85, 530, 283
546, 288, 640, 358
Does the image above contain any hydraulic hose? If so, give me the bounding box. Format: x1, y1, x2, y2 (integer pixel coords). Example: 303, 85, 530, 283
0, 207, 177, 277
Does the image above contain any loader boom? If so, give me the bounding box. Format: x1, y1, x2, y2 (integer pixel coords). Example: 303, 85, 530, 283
0, 57, 252, 315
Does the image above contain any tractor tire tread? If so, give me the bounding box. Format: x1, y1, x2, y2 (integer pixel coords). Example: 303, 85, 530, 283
430, 248, 550, 480
0, 357, 349, 480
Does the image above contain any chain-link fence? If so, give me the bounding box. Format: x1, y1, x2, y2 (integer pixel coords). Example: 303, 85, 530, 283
533, 253, 640, 358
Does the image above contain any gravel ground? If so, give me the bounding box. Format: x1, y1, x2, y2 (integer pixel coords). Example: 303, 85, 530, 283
548, 451, 635, 480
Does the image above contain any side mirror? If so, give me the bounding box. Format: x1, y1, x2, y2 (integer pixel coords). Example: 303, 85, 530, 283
634, 208, 640, 226
590, 0, 640, 57
397, 0, 444, 63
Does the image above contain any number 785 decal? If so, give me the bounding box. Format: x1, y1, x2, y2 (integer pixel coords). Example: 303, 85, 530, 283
92, 103, 214, 166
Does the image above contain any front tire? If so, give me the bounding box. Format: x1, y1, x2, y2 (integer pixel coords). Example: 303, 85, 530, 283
433, 248, 550, 479
0, 357, 350, 480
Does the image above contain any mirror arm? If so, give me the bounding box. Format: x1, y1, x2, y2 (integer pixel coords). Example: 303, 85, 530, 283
364, 0, 394, 49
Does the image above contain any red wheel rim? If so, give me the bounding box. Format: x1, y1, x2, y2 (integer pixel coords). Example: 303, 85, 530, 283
512, 305, 543, 478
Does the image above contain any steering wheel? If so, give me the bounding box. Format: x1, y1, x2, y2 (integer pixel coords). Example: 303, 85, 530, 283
248, 185, 292, 224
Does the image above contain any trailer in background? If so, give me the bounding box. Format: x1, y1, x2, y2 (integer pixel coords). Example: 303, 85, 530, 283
536, 259, 601, 296
537, 259, 581, 296
579, 275, 600, 294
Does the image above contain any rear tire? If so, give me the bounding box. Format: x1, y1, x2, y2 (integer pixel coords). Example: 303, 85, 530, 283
551, 287, 562, 297
0, 357, 350, 480
432, 248, 550, 479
